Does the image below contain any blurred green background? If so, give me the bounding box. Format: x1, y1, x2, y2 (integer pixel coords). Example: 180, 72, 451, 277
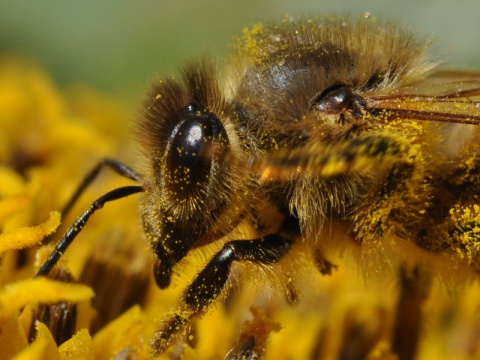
1, 0, 479, 104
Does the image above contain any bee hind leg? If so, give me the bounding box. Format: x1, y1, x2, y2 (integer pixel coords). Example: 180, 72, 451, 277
151, 233, 293, 355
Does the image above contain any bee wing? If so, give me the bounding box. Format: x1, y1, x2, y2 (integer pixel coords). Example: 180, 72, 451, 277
367, 70, 480, 125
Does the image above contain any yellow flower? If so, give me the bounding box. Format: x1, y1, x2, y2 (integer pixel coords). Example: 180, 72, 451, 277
0, 58, 479, 360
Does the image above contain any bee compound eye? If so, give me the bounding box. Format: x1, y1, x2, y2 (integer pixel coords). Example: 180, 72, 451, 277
313, 87, 366, 119
167, 109, 228, 185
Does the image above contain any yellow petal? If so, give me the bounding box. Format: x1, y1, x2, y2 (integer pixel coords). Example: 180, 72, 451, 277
0, 278, 94, 323
93, 305, 147, 359
12, 322, 59, 360
0, 211, 61, 253
59, 329, 94, 360
0, 314, 29, 360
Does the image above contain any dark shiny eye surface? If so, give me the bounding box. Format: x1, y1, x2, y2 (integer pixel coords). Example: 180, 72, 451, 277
166, 104, 228, 186
313, 87, 366, 119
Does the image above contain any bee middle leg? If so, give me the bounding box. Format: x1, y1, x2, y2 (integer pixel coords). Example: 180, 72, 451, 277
151, 233, 293, 355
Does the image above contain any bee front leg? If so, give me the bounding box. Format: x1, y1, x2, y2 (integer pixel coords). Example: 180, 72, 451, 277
151, 233, 293, 355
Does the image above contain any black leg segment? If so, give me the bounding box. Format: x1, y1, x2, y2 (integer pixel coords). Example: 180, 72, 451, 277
152, 233, 293, 355
35, 185, 144, 278
61, 158, 141, 217
184, 234, 293, 312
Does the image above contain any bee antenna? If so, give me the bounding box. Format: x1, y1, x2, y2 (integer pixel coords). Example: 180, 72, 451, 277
61, 158, 142, 218
35, 185, 144, 278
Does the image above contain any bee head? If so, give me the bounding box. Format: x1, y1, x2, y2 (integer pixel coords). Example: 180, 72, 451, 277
137, 61, 238, 288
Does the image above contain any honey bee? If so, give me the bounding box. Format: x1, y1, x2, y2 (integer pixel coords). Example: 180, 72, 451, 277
35, 15, 480, 356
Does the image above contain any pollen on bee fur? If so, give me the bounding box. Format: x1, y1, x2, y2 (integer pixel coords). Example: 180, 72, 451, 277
20, 13, 480, 360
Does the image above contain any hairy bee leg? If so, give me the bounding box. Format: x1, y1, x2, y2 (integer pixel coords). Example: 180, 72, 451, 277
417, 144, 480, 266
35, 185, 144, 277
185, 235, 293, 311
61, 158, 141, 218
152, 233, 293, 355
446, 147, 480, 200
419, 202, 480, 268
351, 158, 431, 277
